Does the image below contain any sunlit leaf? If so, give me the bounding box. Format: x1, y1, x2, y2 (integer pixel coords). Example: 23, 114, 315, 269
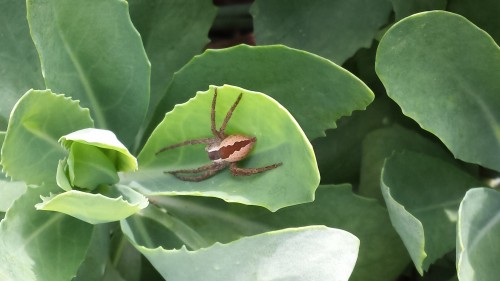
122, 223, 360, 281
1, 90, 93, 184
130, 85, 318, 211
27, 0, 150, 146
35, 184, 148, 224
147, 45, 374, 142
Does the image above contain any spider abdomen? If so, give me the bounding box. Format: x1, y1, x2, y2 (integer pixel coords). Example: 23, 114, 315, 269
217, 134, 256, 162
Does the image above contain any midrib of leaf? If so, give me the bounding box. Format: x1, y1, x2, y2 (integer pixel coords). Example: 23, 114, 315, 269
154, 196, 270, 233
453, 73, 500, 148
467, 210, 500, 252
411, 199, 463, 214
50, 3, 107, 130
21, 212, 65, 249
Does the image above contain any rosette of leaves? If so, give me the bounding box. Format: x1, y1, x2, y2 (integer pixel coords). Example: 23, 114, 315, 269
36, 128, 149, 224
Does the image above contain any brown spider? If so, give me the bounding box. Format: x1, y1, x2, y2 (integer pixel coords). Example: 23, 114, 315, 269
155, 87, 282, 182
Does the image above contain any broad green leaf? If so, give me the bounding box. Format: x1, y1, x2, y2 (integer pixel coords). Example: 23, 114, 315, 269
390, 0, 447, 20
35, 184, 148, 224
147, 45, 374, 142
122, 224, 360, 281
61, 128, 137, 172
0, 131, 26, 211
250, 0, 392, 64
376, 11, 500, 172
1, 90, 93, 184
0, 184, 94, 281
381, 151, 481, 274
132, 85, 318, 211
359, 125, 454, 201
74, 224, 110, 281
448, 0, 500, 43
457, 188, 500, 281
109, 232, 142, 281
0, 0, 44, 131
27, 0, 150, 146
127, 185, 409, 281
128, 0, 217, 124
0, 179, 26, 212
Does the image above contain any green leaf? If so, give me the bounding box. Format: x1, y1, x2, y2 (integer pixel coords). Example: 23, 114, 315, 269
67, 142, 119, 190
132, 85, 318, 211
0, 0, 44, 131
381, 151, 481, 274
147, 45, 374, 142
359, 125, 454, 201
0, 184, 94, 281
128, 0, 217, 124
74, 224, 110, 281
1, 90, 93, 184
457, 188, 500, 281
376, 11, 500, 172
0, 179, 26, 212
313, 94, 409, 184
390, 0, 447, 20
60, 128, 138, 172
122, 224, 360, 281
27, 0, 150, 146
448, 0, 500, 43
35, 184, 148, 224
250, 0, 392, 64
128, 185, 409, 281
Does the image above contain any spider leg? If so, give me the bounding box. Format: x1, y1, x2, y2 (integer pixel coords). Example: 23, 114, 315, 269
219, 93, 243, 136
211, 88, 225, 140
168, 162, 227, 182
156, 138, 214, 155
229, 162, 282, 176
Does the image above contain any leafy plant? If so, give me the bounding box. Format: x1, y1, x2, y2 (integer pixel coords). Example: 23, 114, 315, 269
1, 0, 499, 281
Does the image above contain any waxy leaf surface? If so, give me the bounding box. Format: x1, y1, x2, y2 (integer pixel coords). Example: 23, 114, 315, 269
121, 224, 360, 281
376, 11, 500, 171
251, 0, 392, 64
0, 0, 44, 130
381, 151, 481, 274
1, 90, 93, 184
0, 185, 93, 281
27, 0, 150, 146
457, 188, 500, 281
147, 45, 374, 142
36, 184, 148, 224
132, 85, 319, 211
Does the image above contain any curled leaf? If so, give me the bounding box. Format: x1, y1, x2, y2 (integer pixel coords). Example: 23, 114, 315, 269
35, 184, 148, 224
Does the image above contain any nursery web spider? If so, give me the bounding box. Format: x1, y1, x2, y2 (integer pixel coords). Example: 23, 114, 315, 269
156, 88, 282, 182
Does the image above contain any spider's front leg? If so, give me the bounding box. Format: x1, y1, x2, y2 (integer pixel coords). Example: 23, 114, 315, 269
229, 162, 282, 176
166, 162, 227, 182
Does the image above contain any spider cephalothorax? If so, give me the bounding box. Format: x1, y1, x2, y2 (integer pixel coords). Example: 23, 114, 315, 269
155, 87, 282, 182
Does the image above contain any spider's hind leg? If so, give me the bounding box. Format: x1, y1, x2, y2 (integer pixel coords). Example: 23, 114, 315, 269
229, 162, 282, 176
166, 162, 227, 182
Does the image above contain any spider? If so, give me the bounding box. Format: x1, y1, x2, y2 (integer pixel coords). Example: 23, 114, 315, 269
155, 87, 282, 182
